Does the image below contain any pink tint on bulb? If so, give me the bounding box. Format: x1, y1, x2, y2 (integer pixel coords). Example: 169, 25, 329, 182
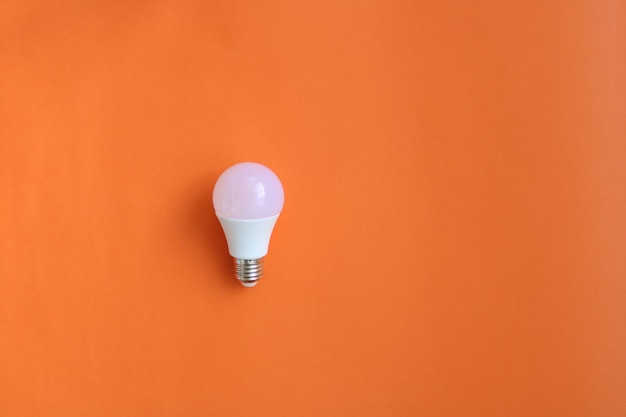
213, 162, 284, 220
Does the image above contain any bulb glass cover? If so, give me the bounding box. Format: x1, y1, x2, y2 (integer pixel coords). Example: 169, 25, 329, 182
213, 162, 284, 220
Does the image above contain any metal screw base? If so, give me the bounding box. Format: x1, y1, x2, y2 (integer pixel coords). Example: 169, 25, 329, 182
234, 258, 264, 287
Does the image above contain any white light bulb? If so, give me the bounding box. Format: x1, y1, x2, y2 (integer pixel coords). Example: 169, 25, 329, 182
212, 162, 284, 287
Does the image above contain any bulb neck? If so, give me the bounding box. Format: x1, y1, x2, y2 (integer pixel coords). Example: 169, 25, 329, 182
234, 258, 264, 287
217, 215, 279, 260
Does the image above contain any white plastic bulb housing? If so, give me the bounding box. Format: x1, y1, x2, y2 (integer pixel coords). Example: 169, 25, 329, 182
212, 162, 284, 287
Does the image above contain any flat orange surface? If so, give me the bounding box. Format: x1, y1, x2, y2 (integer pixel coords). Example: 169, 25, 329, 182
1, 1, 625, 416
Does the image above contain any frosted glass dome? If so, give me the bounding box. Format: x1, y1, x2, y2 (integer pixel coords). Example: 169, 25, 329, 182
212, 162, 284, 220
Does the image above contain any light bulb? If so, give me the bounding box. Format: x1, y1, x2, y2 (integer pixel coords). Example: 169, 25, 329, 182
212, 162, 284, 287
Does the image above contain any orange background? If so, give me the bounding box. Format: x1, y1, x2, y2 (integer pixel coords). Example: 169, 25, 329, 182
1, 1, 625, 416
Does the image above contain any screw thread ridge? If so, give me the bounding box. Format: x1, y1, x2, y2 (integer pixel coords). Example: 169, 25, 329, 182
234, 258, 264, 287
